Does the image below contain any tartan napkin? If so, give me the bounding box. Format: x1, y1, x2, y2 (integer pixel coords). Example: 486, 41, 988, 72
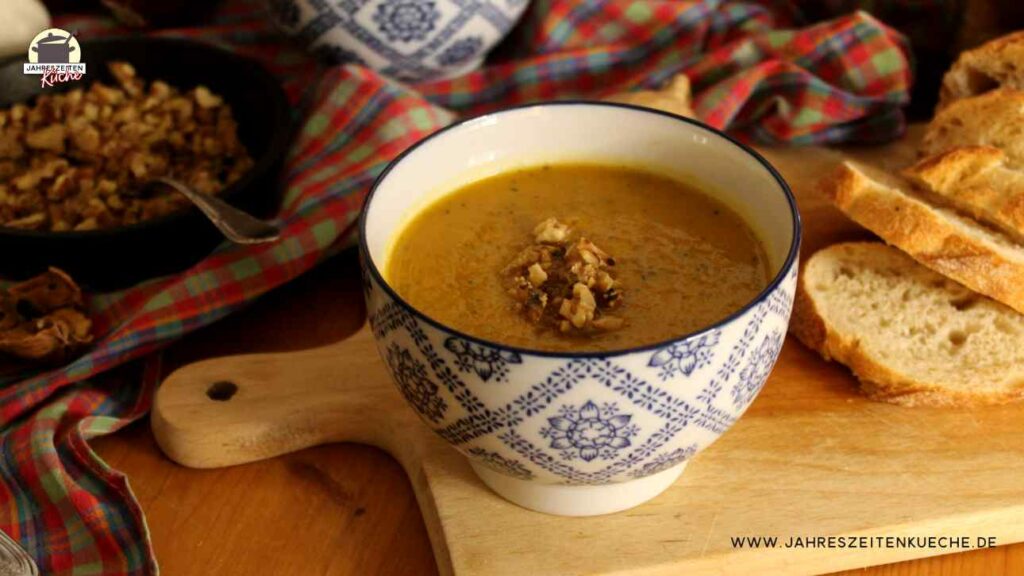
0, 1, 911, 573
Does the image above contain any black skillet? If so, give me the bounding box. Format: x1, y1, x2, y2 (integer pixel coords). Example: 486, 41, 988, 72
0, 37, 293, 289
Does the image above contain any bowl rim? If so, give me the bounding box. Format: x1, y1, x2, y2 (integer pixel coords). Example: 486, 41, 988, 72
359, 100, 802, 359
0, 36, 293, 239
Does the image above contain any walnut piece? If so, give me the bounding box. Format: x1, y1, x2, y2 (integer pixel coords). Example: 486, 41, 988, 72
559, 283, 597, 330
504, 217, 624, 335
26, 125, 66, 153
0, 308, 93, 361
533, 217, 570, 244
0, 62, 253, 232
0, 268, 93, 362
7, 268, 83, 311
527, 263, 548, 287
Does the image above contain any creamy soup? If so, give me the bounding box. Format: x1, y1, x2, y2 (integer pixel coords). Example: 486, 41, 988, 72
385, 163, 770, 352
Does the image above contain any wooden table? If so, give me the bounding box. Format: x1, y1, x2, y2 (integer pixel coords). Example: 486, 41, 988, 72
90, 249, 1024, 575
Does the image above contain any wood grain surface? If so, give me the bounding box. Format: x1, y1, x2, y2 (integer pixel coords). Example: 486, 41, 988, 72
89, 250, 1024, 576
91, 131, 1024, 575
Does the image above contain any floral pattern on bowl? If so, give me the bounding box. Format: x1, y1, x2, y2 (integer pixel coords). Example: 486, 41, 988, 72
266, 0, 529, 81
364, 265, 797, 487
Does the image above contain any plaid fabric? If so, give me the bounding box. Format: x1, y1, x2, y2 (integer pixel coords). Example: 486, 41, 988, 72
0, 1, 912, 573
792, 0, 961, 118
793, 0, 959, 51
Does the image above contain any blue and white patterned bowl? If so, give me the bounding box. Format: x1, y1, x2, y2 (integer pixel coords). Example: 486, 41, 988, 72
266, 0, 529, 81
359, 102, 801, 516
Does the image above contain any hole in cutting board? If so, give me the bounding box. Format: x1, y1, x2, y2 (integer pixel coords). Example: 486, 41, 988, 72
207, 381, 238, 401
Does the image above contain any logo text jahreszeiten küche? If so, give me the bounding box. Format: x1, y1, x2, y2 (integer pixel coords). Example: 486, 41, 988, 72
23, 28, 87, 88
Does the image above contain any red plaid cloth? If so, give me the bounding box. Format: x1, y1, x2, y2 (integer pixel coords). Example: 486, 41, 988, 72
1, 1, 912, 573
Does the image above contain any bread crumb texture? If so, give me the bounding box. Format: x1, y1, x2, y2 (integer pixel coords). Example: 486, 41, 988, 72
793, 242, 1024, 406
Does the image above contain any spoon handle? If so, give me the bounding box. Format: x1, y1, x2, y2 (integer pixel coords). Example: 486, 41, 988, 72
157, 178, 280, 245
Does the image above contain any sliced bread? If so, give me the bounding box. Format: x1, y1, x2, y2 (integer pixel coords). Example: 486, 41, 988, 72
826, 160, 1024, 314
939, 31, 1024, 109
920, 89, 1024, 167
792, 242, 1024, 406
902, 145, 1024, 243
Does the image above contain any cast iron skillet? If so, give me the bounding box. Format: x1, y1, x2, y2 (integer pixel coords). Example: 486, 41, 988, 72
0, 37, 293, 289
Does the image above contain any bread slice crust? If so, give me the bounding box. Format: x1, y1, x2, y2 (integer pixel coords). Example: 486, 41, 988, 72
939, 31, 1024, 108
902, 145, 1024, 243
921, 88, 1024, 167
826, 160, 1024, 315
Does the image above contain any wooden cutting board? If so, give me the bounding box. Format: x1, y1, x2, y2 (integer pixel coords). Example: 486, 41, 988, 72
152, 127, 1024, 576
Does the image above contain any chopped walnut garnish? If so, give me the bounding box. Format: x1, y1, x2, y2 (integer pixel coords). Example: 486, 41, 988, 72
559, 282, 597, 330
508, 276, 549, 323
0, 62, 253, 232
504, 217, 624, 335
527, 263, 548, 287
533, 217, 570, 244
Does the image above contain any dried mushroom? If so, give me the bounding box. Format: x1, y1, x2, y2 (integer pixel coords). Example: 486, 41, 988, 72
0, 61, 253, 232
504, 218, 624, 335
0, 268, 93, 362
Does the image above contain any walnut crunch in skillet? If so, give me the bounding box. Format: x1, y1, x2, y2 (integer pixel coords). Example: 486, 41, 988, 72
385, 163, 771, 352
0, 62, 253, 232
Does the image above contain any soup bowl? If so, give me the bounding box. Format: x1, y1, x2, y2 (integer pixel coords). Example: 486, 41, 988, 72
359, 102, 801, 516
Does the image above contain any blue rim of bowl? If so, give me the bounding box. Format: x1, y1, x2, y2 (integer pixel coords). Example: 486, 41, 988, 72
359, 100, 802, 359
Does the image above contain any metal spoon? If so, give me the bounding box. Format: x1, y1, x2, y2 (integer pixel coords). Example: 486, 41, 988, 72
144, 177, 280, 245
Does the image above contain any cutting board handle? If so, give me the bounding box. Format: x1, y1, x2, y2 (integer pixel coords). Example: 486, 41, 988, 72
152, 324, 416, 468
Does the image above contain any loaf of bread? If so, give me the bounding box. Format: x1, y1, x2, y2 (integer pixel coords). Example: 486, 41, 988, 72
921, 89, 1024, 166
902, 145, 1024, 243
809, 30, 1024, 407
940, 31, 1024, 109
792, 242, 1024, 406
827, 160, 1024, 315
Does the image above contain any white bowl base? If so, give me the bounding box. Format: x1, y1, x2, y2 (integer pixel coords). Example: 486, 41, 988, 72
470, 460, 687, 517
